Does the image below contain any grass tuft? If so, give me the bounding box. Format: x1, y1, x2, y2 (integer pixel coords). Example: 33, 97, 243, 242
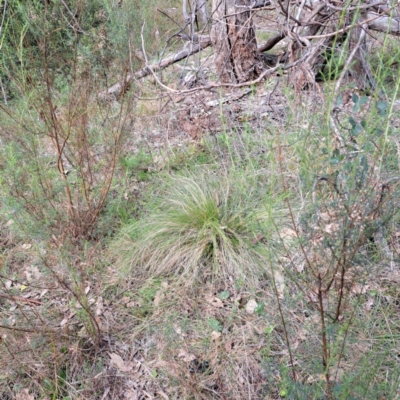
111, 171, 272, 285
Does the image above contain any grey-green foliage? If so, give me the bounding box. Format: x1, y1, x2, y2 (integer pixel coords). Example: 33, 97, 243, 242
0, 0, 165, 101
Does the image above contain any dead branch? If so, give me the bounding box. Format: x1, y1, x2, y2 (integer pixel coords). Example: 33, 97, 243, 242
366, 12, 400, 35
98, 37, 211, 100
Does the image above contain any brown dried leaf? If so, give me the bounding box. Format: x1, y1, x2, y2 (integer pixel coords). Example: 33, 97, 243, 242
307, 374, 325, 383
225, 340, 234, 352
85, 284, 91, 295
295, 261, 305, 273
351, 283, 368, 294
109, 353, 134, 372
364, 298, 374, 311
245, 298, 258, 314
124, 389, 139, 400
154, 290, 165, 307
280, 228, 298, 239
158, 391, 169, 400
15, 389, 34, 400
177, 349, 196, 362
274, 270, 285, 298
96, 296, 104, 316
206, 295, 224, 308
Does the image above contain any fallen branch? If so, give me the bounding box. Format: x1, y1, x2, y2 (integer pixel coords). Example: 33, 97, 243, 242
366, 12, 400, 35
99, 34, 285, 101
98, 38, 211, 100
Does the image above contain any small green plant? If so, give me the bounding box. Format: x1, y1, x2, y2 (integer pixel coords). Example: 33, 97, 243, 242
207, 318, 223, 332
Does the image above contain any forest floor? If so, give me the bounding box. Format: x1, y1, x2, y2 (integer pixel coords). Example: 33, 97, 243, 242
1, 8, 400, 400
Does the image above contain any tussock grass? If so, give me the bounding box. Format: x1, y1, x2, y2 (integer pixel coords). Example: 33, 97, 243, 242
111, 171, 275, 285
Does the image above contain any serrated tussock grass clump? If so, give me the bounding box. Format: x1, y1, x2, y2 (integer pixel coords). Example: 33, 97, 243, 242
112, 171, 273, 285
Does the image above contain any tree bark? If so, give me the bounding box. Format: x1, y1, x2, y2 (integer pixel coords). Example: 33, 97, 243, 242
210, 0, 264, 83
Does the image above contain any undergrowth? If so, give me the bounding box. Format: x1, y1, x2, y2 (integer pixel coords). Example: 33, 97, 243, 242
0, 2, 400, 399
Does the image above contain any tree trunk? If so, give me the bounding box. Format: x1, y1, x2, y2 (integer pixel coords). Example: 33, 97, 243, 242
210, 0, 264, 83
348, 20, 376, 90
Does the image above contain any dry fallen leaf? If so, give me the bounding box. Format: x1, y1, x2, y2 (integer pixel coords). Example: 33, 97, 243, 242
351, 283, 368, 295
307, 374, 325, 383
109, 353, 134, 372
161, 281, 169, 289
124, 389, 139, 400
274, 270, 285, 298
206, 295, 224, 308
225, 340, 235, 352
157, 390, 169, 400
96, 297, 104, 316
364, 298, 374, 311
100, 387, 111, 400
15, 389, 34, 400
245, 298, 258, 314
24, 270, 32, 282
280, 228, 298, 239
154, 290, 165, 307
295, 261, 305, 273
177, 349, 196, 362
5, 219, 14, 227
85, 284, 91, 295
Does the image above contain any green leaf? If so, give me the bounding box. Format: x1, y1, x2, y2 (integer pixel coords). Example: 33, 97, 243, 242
208, 318, 223, 332
265, 325, 274, 334
377, 100, 388, 116
335, 95, 343, 106
255, 301, 265, 315
330, 157, 340, 165
219, 290, 230, 300
359, 96, 369, 106
352, 93, 359, 104
352, 94, 369, 112
349, 116, 357, 128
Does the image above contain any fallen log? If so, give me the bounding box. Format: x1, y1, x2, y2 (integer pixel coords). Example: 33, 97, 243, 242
98, 38, 211, 101
366, 13, 400, 35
